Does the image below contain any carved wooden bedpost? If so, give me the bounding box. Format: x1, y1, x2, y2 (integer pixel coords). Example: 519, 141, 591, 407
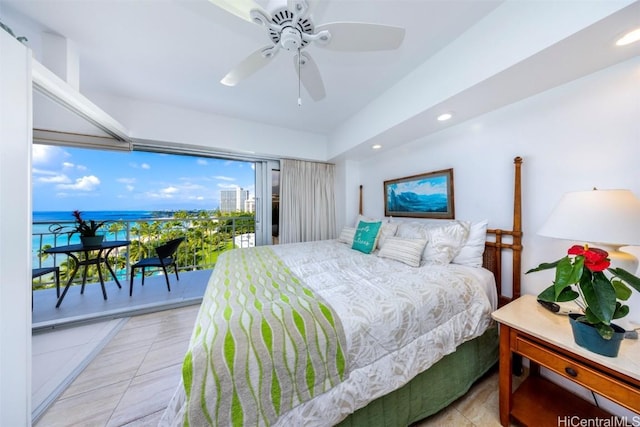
512, 157, 523, 300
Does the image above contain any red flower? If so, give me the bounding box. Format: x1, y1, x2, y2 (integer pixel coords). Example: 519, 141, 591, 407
567, 244, 610, 272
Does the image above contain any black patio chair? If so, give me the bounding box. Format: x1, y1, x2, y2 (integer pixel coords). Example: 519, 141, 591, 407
32, 266, 60, 309
129, 237, 185, 296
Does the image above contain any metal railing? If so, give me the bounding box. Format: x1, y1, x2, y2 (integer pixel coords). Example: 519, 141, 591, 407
32, 214, 256, 290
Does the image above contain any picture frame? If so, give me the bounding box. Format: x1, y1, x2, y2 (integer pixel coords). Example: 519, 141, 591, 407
384, 168, 455, 219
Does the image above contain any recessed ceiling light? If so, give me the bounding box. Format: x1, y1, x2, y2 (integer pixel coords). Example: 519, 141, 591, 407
372, 144, 382, 150
437, 113, 453, 121
616, 28, 640, 46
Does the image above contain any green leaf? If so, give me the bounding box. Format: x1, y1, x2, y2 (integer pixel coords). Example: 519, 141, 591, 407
608, 267, 640, 293
553, 257, 582, 299
583, 307, 600, 324
538, 284, 578, 302
537, 285, 556, 302
580, 271, 616, 324
612, 279, 632, 301
526, 259, 562, 274
613, 302, 629, 320
594, 323, 614, 340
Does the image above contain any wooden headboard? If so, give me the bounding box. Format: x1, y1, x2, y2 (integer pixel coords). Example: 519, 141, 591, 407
483, 157, 523, 307
358, 156, 523, 308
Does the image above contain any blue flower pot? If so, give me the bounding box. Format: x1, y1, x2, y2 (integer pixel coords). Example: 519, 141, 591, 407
568, 313, 625, 357
80, 235, 104, 248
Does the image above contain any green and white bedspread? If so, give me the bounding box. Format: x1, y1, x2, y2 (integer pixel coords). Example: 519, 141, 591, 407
161, 240, 496, 427
180, 246, 348, 427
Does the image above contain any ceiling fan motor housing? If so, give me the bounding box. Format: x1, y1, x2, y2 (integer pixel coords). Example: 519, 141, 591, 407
268, 7, 314, 50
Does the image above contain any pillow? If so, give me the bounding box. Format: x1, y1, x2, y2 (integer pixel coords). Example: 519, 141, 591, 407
395, 221, 428, 239
337, 226, 356, 245
351, 220, 382, 254
377, 222, 398, 249
378, 237, 428, 267
422, 220, 470, 265
452, 220, 488, 267
354, 214, 377, 227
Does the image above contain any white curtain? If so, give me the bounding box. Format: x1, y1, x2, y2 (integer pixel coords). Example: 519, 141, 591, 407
279, 159, 336, 244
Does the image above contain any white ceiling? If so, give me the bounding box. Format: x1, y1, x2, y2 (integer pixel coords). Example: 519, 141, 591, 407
2, 0, 503, 134
1, 0, 639, 160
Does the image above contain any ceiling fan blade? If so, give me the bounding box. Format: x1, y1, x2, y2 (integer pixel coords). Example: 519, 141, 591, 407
221, 46, 278, 86
306, 0, 329, 21
207, 0, 266, 23
315, 22, 405, 51
294, 52, 326, 101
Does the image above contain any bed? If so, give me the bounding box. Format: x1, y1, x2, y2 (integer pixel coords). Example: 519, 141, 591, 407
160, 157, 523, 427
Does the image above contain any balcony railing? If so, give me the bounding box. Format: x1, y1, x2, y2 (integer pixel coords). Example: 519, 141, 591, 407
32, 214, 255, 290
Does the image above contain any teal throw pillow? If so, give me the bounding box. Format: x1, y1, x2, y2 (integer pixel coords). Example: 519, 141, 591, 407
352, 220, 382, 254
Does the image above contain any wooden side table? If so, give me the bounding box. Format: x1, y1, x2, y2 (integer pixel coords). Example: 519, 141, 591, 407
492, 294, 640, 426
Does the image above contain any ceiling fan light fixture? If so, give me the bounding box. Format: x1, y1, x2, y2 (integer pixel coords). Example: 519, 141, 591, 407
437, 112, 453, 121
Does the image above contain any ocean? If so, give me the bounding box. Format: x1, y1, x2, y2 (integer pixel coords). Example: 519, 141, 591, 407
32, 210, 183, 269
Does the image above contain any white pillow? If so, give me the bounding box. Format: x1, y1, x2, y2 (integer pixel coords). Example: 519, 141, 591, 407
452, 220, 488, 267
377, 222, 398, 249
378, 237, 428, 267
395, 221, 429, 239
422, 220, 470, 265
338, 226, 356, 245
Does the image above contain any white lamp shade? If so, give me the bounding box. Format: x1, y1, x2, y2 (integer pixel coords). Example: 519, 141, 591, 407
538, 189, 640, 246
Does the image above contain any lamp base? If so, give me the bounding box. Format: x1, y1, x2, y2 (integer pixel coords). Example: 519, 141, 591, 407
599, 244, 639, 273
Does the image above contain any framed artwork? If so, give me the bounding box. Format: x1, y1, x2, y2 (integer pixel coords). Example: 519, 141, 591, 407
383, 168, 455, 219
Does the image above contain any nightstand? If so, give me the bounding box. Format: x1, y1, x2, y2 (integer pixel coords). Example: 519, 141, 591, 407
492, 294, 640, 426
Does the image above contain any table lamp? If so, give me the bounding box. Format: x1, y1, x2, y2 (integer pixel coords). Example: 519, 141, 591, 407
538, 189, 640, 273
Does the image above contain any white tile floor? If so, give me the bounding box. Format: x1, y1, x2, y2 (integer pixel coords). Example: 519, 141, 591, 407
32, 319, 127, 421
33, 305, 201, 426
32, 269, 211, 330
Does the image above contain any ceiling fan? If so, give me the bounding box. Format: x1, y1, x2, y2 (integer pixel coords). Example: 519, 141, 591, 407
209, 0, 405, 103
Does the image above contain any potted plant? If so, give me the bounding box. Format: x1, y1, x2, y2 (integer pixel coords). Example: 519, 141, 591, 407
527, 244, 640, 357
50, 210, 109, 247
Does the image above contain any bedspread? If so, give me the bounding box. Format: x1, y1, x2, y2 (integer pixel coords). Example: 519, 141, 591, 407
161, 240, 495, 427
181, 246, 348, 426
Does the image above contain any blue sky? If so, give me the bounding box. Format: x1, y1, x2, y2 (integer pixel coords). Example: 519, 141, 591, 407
32, 145, 255, 212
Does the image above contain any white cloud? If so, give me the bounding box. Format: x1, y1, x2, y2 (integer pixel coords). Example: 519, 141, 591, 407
215, 175, 235, 181
57, 175, 101, 191
117, 178, 136, 184
162, 186, 178, 194
197, 159, 208, 166
218, 183, 239, 189
63, 162, 75, 169
126, 185, 134, 192
38, 173, 71, 184
32, 144, 67, 165
129, 162, 151, 170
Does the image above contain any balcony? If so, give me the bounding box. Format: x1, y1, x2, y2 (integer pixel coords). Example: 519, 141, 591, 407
32, 213, 255, 329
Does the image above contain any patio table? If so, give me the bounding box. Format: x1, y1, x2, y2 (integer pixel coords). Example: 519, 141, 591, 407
45, 240, 131, 308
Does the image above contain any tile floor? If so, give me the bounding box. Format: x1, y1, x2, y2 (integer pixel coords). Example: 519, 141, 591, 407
32, 269, 211, 331
34, 305, 514, 426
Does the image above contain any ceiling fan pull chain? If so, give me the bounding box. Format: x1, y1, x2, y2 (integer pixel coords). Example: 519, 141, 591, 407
298, 47, 302, 106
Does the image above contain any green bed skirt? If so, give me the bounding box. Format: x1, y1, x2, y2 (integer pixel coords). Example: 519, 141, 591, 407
337, 325, 499, 427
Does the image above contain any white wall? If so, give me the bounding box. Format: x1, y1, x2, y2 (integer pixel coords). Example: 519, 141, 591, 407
86, 93, 329, 162
0, 31, 33, 425
349, 56, 640, 315
343, 56, 640, 418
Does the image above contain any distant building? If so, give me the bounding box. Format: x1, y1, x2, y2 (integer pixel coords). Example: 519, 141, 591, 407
244, 196, 255, 213
220, 187, 251, 213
